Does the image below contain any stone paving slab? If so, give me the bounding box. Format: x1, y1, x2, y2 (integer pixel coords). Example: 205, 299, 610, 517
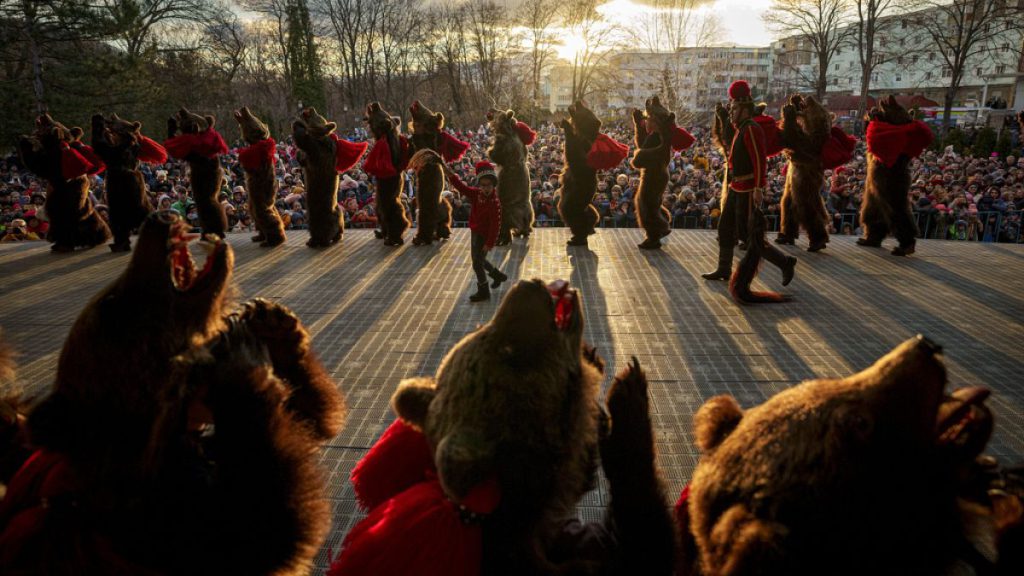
2, 229, 1023, 574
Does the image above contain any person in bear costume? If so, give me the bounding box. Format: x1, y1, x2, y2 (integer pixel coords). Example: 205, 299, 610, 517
292, 107, 368, 248
17, 114, 111, 252
408, 100, 469, 246
90, 113, 166, 252
0, 210, 347, 575
329, 279, 676, 576
364, 101, 411, 247
165, 108, 230, 239
675, 335, 1024, 575
857, 95, 933, 256
631, 96, 695, 250
486, 108, 536, 245
235, 106, 286, 247
558, 100, 629, 248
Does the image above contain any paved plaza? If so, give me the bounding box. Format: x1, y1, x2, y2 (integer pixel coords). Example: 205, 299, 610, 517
2, 228, 1023, 573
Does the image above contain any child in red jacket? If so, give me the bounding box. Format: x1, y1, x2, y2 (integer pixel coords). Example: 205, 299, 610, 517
444, 161, 508, 302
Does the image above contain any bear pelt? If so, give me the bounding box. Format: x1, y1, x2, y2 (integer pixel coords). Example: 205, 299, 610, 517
235, 106, 286, 247
777, 95, 831, 251
292, 107, 344, 248
365, 101, 411, 246
17, 114, 111, 252
487, 108, 534, 244
631, 96, 675, 250
0, 334, 31, 488
391, 279, 615, 573
557, 100, 602, 247
8, 210, 346, 575
858, 95, 920, 256
679, 335, 1020, 576
91, 113, 155, 252
167, 108, 228, 239
408, 100, 453, 245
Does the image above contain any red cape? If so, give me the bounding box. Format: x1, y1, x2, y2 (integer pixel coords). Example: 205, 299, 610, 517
237, 138, 277, 172
586, 133, 629, 170
821, 126, 857, 170
163, 128, 229, 160
350, 419, 434, 511
513, 121, 537, 146
363, 136, 410, 179
671, 125, 696, 152
753, 115, 784, 157
138, 136, 168, 164
0, 450, 78, 566
866, 119, 933, 167
439, 132, 470, 163
72, 143, 105, 175
60, 143, 96, 180
331, 134, 368, 173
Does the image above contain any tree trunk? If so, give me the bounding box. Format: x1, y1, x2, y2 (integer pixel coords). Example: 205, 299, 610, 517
25, 16, 45, 113
942, 87, 956, 136
817, 56, 827, 101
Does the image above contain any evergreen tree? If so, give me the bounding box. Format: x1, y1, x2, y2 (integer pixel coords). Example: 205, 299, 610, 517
286, 0, 324, 111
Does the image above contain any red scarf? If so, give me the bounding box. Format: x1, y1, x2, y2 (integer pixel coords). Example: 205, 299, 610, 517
163, 128, 229, 160
237, 137, 276, 171
513, 121, 537, 146
331, 134, 368, 173
671, 125, 696, 152
72, 143, 105, 175
439, 132, 470, 162
363, 136, 410, 179
866, 119, 933, 168
60, 143, 97, 180
586, 133, 629, 170
753, 114, 784, 157
138, 136, 168, 164
821, 125, 857, 170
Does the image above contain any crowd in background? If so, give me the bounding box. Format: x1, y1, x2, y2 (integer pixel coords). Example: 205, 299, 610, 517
2, 120, 1023, 244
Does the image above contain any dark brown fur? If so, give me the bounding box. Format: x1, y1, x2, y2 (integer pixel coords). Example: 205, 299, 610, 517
859, 95, 918, 255
408, 100, 452, 245
487, 108, 533, 244
778, 95, 830, 250
91, 113, 154, 251
631, 96, 674, 248
168, 108, 227, 238
557, 101, 601, 246
365, 102, 410, 246
17, 114, 111, 252
293, 107, 344, 248
234, 106, 286, 247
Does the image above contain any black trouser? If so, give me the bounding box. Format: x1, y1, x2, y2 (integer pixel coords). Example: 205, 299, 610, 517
471, 232, 498, 284
718, 188, 750, 251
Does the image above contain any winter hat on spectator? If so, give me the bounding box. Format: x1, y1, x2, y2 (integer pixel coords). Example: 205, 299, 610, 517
474, 161, 497, 186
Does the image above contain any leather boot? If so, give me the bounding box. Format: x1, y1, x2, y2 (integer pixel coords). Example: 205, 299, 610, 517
702, 250, 733, 280
488, 269, 508, 289
762, 244, 797, 286
469, 282, 490, 302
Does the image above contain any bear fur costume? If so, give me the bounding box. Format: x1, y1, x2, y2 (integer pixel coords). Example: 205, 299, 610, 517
166, 108, 228, 239
631, 96, 676, 250
383, 279, 678, 574
677, 335, 1024, 576
91, 113, 164, 252
364, 101, 411, 246
858, 95, 933, 256
235, 106, 286, 247
4, 210, 346, 575
17, 114, 111, 252
558, 101, 603, 247
408, 100, 458, 245
0, 334, 31, 489
487, 108, 535, 244
776, 95, 831, 252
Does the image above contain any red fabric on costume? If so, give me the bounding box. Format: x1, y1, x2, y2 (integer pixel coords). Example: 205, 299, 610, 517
0, 450, 78, 565
60, 143, 96, 180
72, 143, 105, 175
237, 138, 277, 172
866, 119, 934, 168
163, 129, 229, 160
513, 121, 537, 146
439, 132, 470, 163
138, 136, 168, 164
331, 134, 369, 173
586, 134, 629, 170
351, 419, 435, 511
670, 125, 696, 152
753, 115, 784, 157
363, 136, 410, 179
821, 126, 857, 170
448, 172, 502, 249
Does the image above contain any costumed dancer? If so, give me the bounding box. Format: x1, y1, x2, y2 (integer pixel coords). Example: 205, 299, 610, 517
364, 102, 411, 246
486, 109, 536, 245
408, 100, 470, 245
443, 160, 508, 302
234, 106, 286, 247
165, 108, 230, 238
702, 81, 795, 302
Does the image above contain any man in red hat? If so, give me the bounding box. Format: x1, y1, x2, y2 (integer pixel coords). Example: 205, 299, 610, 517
444, 161, 508, 302
703, 80, 796, 284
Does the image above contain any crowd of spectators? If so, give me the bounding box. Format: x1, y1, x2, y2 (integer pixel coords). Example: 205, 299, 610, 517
2, 119, 1022, 244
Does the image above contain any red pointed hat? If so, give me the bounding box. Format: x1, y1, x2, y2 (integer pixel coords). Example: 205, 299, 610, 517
728, 80, 753, 102
474, 161, 497, 184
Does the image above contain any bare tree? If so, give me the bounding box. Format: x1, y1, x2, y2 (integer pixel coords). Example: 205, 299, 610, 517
520, 0, 559, 117
764, 0, 851, 100
850, 0, 911, 132
561, 0, 622, 102
466, 0, 517, 109
99, 0, 214, 60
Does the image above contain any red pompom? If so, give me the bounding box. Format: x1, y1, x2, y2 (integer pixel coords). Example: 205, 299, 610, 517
820, 126, 857, 170
513, 121, 537, 146
138, 136, 168, 164
439, 132, 470, 163
163, 129, 228, 160
237, 138, 277, 172
59, 143, 96, 180
331, 134, 368, 173
350, 419, 435, 511
586, 133, 629, 170
671, 126, 695, 152
728, 80, 752, 101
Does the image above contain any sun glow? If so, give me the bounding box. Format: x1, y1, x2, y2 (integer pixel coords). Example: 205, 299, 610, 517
556, 33, 590, 62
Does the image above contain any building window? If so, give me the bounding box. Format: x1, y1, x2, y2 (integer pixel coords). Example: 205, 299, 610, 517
942, 67, 952, 78
901, 19, 907, 29
929, 52, 935, 61
926, 72, 933, 80
835, 63, 840, 71
997, 65, 1007, 74
977, 68, 983, 76
896, 75, 902, 82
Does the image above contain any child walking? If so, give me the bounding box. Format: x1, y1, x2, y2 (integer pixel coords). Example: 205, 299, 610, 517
444, 161, 508, 302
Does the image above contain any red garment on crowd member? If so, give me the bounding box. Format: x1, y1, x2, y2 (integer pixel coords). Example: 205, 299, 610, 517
448, 172, 501, 249
728, 118, 767, 192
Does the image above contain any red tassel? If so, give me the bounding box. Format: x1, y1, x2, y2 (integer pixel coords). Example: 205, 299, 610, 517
753, 115, 784, 157
60, 143, 95, 180
866, 120, 933, 167
138, 136, 168, 164
351, 419, 435, 511
237, 137, 277, 171
72, 143, 105, 175
331, 134, 369, 173
586, 133, 629, 170
163, 129, 229, 160
820, 126, 857, 170
364, 138, 398, 179
439, 132, 470, 163
513, 121, 537, 146
670, 126, 695, 152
